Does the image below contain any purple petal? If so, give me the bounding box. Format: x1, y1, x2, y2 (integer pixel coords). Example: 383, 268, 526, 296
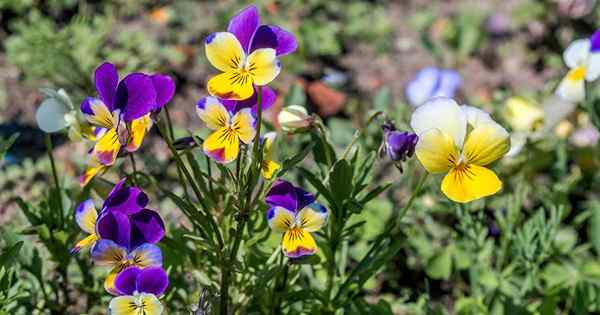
234, 86, 277, 113
591, 29, 600, 52
129, 209, 165, 249
433, 70, 461, 99
227, 5, 260, 52
151, 74, 175, 111
96, 210, 131, 248
136, 266, 169, 296
80, 97, 99, 115
95, 62, 119, 110
103, 179, 149, 215
250, 25, 298, 56
114, 73, 157, 122
265, 180, 315, 212
114, 266, 142, 296
405, 67, 441, 107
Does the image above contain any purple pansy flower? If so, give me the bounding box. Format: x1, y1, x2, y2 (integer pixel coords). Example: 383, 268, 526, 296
380, 121, 418, 172
96, 179, 165, 250
265, 179, 316, 212
405, 67, 461, 107
114, 266, 169, 297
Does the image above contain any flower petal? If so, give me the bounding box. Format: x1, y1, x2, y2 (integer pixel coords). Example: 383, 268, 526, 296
251, 25, 298, 56
282, 228, 316, 258
205, 32, 246, 72
126, 114, 152, 152
463, 122, 510, 166
410, 97, 467, 148
95, 62, 119, 110
207, 71, 255, 101
103, 179, 149, 215
136, 267, 169, 296
460, 105, 494, 128
234, 85, 277, 113
80, 159, 108, 186
197, 98, 231, 130
203, 127, 240, 164
94, 128, 121, 166
75, 199, 97, 234
108, 295, 138, 315
227, 5, 260, 52
105, 268, 122, 296
114, 266, 141, 296
96, 210, 131, 248
556, 69, 586, 102
564, 39, 591, 68
129, 209, 166, 248
114, 73, 157, 122
231, 108, 256, 144
265, 180, 315, 211
296, 202, 328, 232
414, 128, 459, 174
433, 70, 461, 98
586, 53, 600, 81
441, 164, 502, 203
246, 48, 280, 85
81, 97, 117, 129
150, 74, 175, 110
70, 233, 99, 255
36, 98, 69, 133
91, 239, 128, 267
405, 67, 441, 107
128, 243, 163, 268
266, 206, 295, 232
138, 293, 164, 315
261, 160, 280, 180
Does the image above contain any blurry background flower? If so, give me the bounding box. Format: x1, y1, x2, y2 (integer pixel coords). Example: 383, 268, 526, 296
278, 105, 312, 132
569, 126, 600, 147
503, 97, 544, 132
405, 67, 461, 107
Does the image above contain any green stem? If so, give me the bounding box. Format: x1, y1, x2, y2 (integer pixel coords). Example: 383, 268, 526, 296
129, 153, 138, 186
271, 260, 290, 315
333, 171, 428, 303
45, 134, 63, 227
340, 111, 383, 160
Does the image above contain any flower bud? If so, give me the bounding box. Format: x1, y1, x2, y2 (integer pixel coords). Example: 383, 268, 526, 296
381, 121, 418, 171
278, 105, 312, 132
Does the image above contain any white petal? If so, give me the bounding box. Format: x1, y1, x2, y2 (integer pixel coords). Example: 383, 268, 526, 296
461, 105, 494, 128
410, 97, 467, 148
586, 53, 600, 81
36, 98, 69, 133
564, 39, 590, 68
556, 74, 585, 103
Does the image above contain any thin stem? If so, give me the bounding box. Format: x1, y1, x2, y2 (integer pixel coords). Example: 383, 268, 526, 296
129, 153, 138, 186
45, 134, 63, 227
271, 261, 290, 315
340, 111, 383, 160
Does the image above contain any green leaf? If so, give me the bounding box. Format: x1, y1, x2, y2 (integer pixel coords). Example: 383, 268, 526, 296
298, 167, 336, 209
278, 142, 314, 177
358, 182, 392, 205
425, 247, 453, 280
0, 133, 19, 162
588, 201, 600, 255
328, 159, 354, 208
0, 241, 23, 267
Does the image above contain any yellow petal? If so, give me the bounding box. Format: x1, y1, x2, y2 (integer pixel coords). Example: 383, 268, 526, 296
463, 122, 510, 166
105, 267, 123, 296
71, 233, 99, 254
503, 97, 544, 132
80, 162, 107, 187
441, 164, 502, 203
126, 114, 152, 152
197, 97, 230, 130
267, 206, 295, 233
139, 293, 164, 315
204, 32, 245, 72
246, 48, 281, 85
85, 99, 117, 129
108, 295, 138, 315
556, 68, 585, 102
94, 128, 122, 165
297, 203, 328, 232
282, 228, 317, 258
203, 127, 240, 164
261, 160, 280, 179
207, 71, 254, 100
231, 108, 256, 144
415, 129, 459, 174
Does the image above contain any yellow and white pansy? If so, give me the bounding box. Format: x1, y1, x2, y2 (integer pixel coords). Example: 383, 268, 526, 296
205, 32, 281, 100
556, 31, 600, 102
410, 97, 510, 203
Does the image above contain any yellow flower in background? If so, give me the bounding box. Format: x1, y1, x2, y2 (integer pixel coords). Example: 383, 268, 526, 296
411, 98, 510, 203
504, 97, 544, 132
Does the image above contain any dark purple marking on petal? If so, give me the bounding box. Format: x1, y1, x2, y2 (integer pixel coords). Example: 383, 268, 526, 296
95, 62, 119, 110
250, 25, 298, 56
114, 266, 142, 296
136, 266, 169, 296
265, 180, 315, 212
114, 73, 157, 122
96, 210, 131, 248
591, 29, 600, 52
151, 74, 175, 111
227, 5, 260, 52
129, 209, 165, 249
103, 179, 148, 215
80, 97, 98, 115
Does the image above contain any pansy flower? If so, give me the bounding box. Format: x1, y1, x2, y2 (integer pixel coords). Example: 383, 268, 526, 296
261, 132, 280, 179
70, 199, 99, 254
196, 97, 256, 164
92, 240, 163, 294
109, 266, 168, 315
205, 5, 297, 101
95, 179, 165, 250
380, 121, 418, 172
556, 29, 600, 102
80, 62, 174, 182
405, 67, 461, 107
411, 97, 510, 203
197, 82, 277, 116
265, 180, 328, 258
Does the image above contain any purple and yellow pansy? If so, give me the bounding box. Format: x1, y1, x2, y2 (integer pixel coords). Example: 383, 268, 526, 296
265, 180, 328, 258
109, 266, 168, 315
80, 62, 175, 186
205, 5, 296, 101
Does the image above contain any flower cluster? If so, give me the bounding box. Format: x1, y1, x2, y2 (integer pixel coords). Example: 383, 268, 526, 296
71, 179, 167, 315
79, 62, 175, 186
